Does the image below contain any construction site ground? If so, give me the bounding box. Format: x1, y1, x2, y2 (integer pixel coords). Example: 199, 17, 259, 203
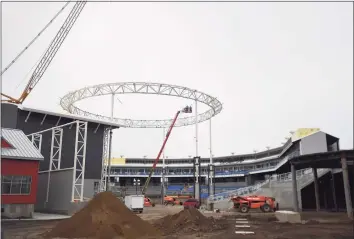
2, 206, 353, 239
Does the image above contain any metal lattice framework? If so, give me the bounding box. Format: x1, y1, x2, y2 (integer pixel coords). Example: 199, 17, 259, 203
30, 134, 42, 151
49, 128, 63, 170
72, 121, 88, 202
99, 127, 110, 192
60, 82, 223, 128
27, 120, 88, 202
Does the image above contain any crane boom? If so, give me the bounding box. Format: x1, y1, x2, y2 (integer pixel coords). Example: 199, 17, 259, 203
141, 111, 181, 195
1, 1, 86, 104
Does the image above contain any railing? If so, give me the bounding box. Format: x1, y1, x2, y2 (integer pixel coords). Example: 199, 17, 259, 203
271, 168, 328, 183
207, 167, 329, 203
207, 180, 269, 203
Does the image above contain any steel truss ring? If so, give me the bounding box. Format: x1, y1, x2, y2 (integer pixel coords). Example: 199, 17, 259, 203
60, 82, 223, 128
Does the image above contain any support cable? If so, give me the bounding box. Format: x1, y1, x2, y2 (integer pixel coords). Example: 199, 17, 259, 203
1, 1, 71, 75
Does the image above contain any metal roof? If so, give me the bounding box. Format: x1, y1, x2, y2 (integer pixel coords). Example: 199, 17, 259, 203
1, 128, 44, 161
3, 103, 122, 128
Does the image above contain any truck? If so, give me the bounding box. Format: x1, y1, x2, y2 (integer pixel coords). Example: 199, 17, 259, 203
124, 195, 144, 213
230, 195, 279, 213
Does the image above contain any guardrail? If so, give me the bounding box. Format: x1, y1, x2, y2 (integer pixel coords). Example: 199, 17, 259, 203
207, 180, 269, 203
207, 167, 329, 203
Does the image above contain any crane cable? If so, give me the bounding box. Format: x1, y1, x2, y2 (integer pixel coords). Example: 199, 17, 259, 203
1, 1, 71, 76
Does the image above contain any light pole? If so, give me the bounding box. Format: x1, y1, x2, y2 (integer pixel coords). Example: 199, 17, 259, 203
133, 178, 140, 195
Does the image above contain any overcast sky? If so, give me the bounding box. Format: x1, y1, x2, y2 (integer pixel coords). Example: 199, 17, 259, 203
2, 2, 353, 158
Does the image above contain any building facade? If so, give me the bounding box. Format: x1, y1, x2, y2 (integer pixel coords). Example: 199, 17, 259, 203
1, 128, 44, 218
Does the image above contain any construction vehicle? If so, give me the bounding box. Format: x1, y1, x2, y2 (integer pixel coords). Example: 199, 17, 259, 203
141, 106, 193, 196
1, 1, 86, 104
125, 195, 144, 213
231, 195, 279, 213
144, 197, 155, 207
163, 195, 183, 206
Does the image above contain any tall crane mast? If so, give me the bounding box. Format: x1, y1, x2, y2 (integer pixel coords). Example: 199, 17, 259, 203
1, 1, 86, 104
141, 106, 192, 196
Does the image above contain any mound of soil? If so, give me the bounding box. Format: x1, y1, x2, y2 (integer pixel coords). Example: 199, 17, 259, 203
154, 207, 227, 235
45, 192, 161, 239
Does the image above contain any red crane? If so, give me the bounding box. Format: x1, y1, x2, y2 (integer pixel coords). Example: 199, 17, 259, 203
141, 106, 192, 195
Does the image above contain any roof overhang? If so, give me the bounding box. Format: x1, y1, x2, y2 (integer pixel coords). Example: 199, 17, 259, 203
5, 103, 123, 129
289, 150, 354, 169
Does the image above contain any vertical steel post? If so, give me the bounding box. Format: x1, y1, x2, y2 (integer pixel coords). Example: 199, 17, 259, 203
209, 118, 214, 196
107, 93, 114, 191
195, 100, 198, 157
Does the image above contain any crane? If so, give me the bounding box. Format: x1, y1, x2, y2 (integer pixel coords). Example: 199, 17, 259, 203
141, 105, 192, 196
1, 1, 86, 104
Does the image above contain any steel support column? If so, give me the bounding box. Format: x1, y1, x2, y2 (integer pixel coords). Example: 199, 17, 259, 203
312, 167, 320, 212
195, 99, 199, 157
106, 93, 115, 191
209, 118, 214, 196
99, 127, 109, 192
193, 156, 201, 201
46, 128, 63, 203
341, 154, 353, 219
50, 128, 63, 170
71, 121, 88, 202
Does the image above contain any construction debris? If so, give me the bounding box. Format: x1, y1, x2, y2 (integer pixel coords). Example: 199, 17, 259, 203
44, 191, 161, 239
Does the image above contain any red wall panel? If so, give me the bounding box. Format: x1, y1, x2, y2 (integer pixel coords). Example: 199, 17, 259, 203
1, 158, 39, 204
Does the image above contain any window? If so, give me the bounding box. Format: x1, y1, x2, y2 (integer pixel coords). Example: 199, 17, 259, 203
1, 175, 32, 195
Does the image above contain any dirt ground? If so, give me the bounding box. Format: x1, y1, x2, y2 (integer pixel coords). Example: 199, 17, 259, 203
2, 206, 353, 239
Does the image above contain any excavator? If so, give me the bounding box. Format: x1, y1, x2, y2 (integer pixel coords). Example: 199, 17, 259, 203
141, 105, 193, 199
1, 1, 86, 104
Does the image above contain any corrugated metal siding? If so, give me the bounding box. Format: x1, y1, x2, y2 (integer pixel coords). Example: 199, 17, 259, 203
1, 128, 44, 161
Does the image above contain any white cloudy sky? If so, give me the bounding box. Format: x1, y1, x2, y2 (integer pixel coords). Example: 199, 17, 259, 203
2, 1, 353, 158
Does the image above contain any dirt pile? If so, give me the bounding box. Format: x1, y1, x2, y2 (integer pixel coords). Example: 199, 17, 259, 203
154, 207, 227, 235
45, 192, 161, 239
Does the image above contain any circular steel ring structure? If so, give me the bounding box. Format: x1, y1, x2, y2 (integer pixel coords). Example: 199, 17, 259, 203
60, 82, 223, 128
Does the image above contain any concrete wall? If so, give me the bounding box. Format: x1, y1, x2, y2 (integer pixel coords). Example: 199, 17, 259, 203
83, 179, 100, 199
2, 204, 34, 219
36, 169, 94, 215
300, 132, 328, 155
36, 169, 73, 213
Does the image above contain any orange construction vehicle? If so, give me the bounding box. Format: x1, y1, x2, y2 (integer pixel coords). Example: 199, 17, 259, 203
163, 195, 183, 206
231, 195, 279, 213
144, 197, 155, 207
